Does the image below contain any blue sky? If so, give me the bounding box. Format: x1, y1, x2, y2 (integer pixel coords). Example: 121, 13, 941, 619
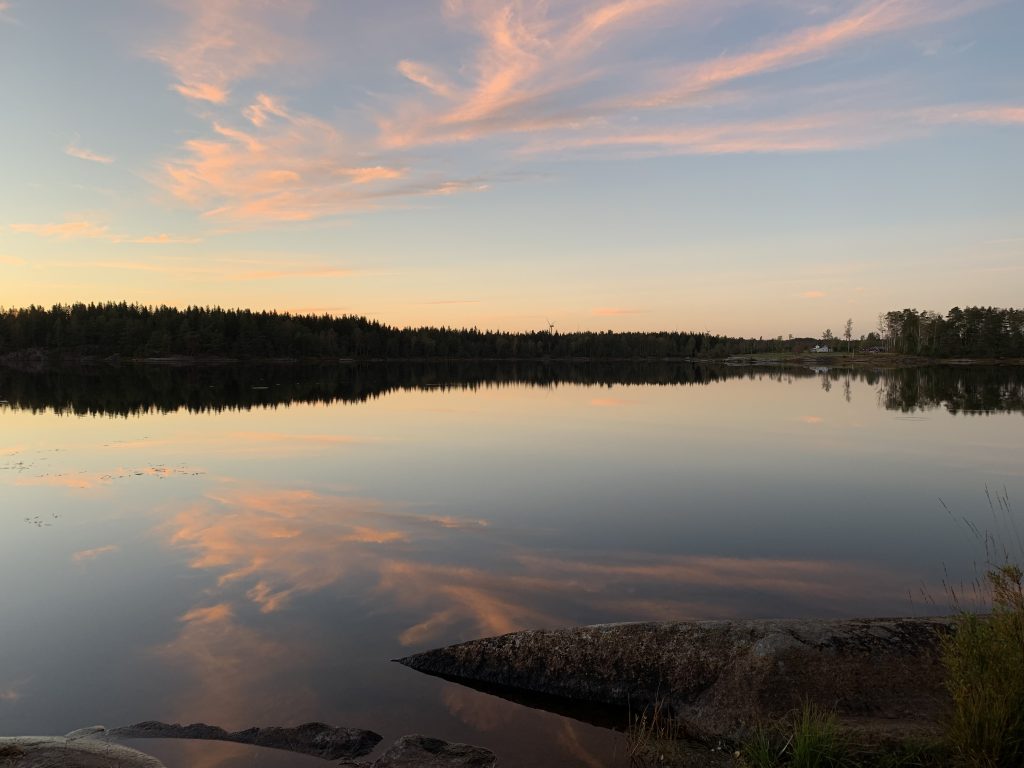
0, 0, 1021, 336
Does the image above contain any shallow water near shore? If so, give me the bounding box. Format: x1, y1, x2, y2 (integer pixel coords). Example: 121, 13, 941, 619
1, 362, 1021, 767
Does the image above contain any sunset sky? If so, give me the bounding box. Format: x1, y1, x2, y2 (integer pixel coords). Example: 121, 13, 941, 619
1, 0, 1021, 337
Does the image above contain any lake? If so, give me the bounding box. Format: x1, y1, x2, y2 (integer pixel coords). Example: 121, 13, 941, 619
1, 362, 1021, 767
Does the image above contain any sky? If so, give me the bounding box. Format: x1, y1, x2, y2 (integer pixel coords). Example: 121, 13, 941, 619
0, 0, 1021, 337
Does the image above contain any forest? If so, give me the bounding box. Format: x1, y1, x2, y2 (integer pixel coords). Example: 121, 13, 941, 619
877, 306, 1024, 357
2, 361, 1020, 418
0, 302, 1020, 361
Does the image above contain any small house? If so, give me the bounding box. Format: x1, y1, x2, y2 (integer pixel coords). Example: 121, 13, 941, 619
811, 345, 831, 353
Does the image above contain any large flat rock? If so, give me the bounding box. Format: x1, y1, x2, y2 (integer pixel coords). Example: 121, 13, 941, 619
340, 735, 497, 768
108, 720, 382, 760
398, 617, 955, 742
0, 735, 166, 768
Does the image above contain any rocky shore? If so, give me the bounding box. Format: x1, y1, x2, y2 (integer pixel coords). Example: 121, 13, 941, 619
398, 616, 956, 744
0, 724, 496, 768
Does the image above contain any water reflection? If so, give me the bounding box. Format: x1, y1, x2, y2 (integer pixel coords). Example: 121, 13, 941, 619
163, 482, 917, 658
2, 362, 1022, 416
1, 363, 1021, 767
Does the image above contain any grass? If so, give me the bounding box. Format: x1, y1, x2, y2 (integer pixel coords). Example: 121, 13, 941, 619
737, 705, 948, 768
942, 562, 1024, 767
739, 704, 850, 768
940, 488, 1024, 767
625, 698, 692, 767
623, 490, 1023, 767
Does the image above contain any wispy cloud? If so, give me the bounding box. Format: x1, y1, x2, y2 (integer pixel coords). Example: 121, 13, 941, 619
919, 104, 1024, 126
146, 0, 314, 103
379, 0, 680, 148
78, 258, 351, 282
590, 396, 633, 407
72, 544, 120, 563
800, 290, 827, 299
162, 94, 479, 222
592, 307, 645, 316
125, 233, 202, 244
65, 141, 114, 164
132, 0, 1016, 227
10, 220, 200, 244
10, 220, 110, 239
374, 0, 1006, 166
641, 0, 995, 109
378, 0, 993, 150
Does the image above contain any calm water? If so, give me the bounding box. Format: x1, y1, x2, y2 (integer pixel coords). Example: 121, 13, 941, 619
1, 363, 1021, 767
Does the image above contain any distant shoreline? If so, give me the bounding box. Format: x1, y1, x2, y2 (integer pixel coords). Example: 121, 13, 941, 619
721, 351, 1024, 368
2, 349, 1022, 370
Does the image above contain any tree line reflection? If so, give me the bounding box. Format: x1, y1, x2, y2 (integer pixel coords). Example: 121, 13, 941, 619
1, 361, 1022, 416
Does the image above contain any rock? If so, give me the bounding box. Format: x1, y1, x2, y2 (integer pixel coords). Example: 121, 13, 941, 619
339, 735, 497, 768
0, 735, 166, 767
397, 617, 955, 743
108, 720, 382, 760
65, 726, 109, 740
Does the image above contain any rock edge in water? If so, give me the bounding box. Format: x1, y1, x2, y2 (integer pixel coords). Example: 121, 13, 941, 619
397, 616, 956, 742
0, 733, 166, 768
340, 734, 497, 768
2, 727, 495, 768
109, 720, 382, 760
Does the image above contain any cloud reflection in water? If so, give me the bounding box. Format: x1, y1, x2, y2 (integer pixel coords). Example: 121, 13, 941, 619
165, 484, 915, 648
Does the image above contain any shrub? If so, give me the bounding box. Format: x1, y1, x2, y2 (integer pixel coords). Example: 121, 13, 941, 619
942, 562, 1024, 767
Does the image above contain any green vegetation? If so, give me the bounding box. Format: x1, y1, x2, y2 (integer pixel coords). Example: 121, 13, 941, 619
625, 698, 689, 767
939, 490, 1024, 766
0, 302, 792, 360
625, 489, 1024, 768
942, 563, 1024, 767
2, 361, 1021, 418
740, 704, 850, 768
0, 302, 1020, 361
878, 307, 1024, 357
737, 705, 945, 768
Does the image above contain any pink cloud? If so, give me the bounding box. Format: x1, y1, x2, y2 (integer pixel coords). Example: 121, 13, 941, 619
642, 0, 996, 108
243, 93, 290, 127
125, 234, 202, 244
146, 0, 314, 103
72, 544, 120, 563
80, 259, 350, 282
10, 220, 200, 245
164, 99, 409, 221
172, 81, 228, 104
590, 397, 632, 407
10, 220, 110, 239
397, 60, 457, 99
65, 142, 114, 164
378, 0, 997, 155
919, 104, 1024, 126
378, 0, 682, 148
801, 290, 827, 299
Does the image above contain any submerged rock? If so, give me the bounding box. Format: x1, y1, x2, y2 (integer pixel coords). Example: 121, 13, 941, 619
397, 617, 955, 743
109, 720, 382, 760
340, 734, 497, 768
0, 734, 165, 767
